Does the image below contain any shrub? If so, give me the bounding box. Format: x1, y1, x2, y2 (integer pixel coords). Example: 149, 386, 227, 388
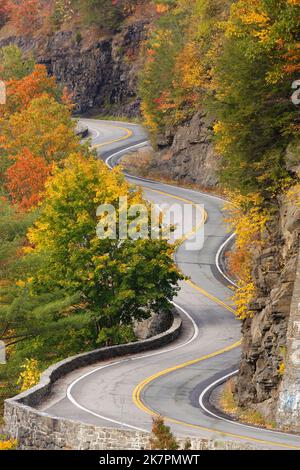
17, 358, 40, 392
149, 416, 179, 450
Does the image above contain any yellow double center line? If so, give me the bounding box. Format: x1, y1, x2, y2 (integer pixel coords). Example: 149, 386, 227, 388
132, 179, 299, 450
97, 124, 300, 450
92, 125, 133, 149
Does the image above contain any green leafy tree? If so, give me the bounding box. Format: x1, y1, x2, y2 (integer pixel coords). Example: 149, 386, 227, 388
0, 200, 83, 349
0, 199, 97, 410
28, 154, 182, 343
0, 45, 34, 81
211, 0, 300, 199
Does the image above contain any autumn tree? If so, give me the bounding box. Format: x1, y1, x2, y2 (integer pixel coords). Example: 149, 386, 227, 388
28, 154, 182, 344
6, 149, 52, 211
139, 0, 230, 133
0, 93, 81, 164
2, 63, 60, 116
140, 0, 299, 199
150, 416, 179, 450
212, 0, 300, 199
0, 50, 79, 209
139, 2, 187, 133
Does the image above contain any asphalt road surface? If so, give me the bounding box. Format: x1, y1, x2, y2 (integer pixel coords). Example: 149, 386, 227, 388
42, 119, 300, 450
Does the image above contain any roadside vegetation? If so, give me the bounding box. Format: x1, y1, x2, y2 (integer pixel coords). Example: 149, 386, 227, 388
0, 434, 17, 451
220, 380, 276, 430
121, 147, 153, 177
150, 416, 191, 450
150, 416, 179, 450
139, 0, 300, 320
0, 45, 182, 420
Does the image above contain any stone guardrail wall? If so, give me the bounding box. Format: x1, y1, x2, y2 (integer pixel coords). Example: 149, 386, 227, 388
4, 311, 182, 449
4, 309, 259, 450
3, 401, 257, 450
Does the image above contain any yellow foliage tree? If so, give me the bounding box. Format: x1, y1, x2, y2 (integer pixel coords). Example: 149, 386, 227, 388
225, 191, 269, 319
0, 93, 80, 164
0, 438, 17, 451
17, 358, 40, 392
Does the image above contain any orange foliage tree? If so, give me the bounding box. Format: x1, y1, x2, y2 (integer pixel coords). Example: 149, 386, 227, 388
0, 51, 79, 211
6, 148, 52, 211
2, 64, 59, 116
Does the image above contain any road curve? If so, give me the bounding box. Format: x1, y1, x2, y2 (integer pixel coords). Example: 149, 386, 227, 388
43, 119, 300, 450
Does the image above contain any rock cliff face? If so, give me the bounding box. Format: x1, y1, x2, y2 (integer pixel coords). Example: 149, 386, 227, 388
0, 20, 149, 116
236, 196, 300, 422
276, 248, 300, 431
149, 112, 219, 188
0, 25, 220, 186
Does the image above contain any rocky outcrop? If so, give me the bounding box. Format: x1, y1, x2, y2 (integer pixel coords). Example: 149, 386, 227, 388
236, 196, 300, 422
276, 248, 300, 431
0, 20, 149, 116
1, 27, 220, 187
149, 112, 220, 188
134, 311, 172, 340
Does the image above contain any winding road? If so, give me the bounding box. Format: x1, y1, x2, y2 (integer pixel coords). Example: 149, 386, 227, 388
41, 119, 300, 450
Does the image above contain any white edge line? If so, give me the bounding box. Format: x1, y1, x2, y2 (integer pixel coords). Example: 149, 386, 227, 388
81, 118, 141, 127
199, 370, 238, 424
67, 301, 199, 431
67, 133, 230, 431
66, 360, 147, 433
198, 370, 300, 439
107, 142, 238, 290
88, 123, 299, 442
85, 126, 101, 140
105, 141, 150, 169
215, 233, 238, 288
